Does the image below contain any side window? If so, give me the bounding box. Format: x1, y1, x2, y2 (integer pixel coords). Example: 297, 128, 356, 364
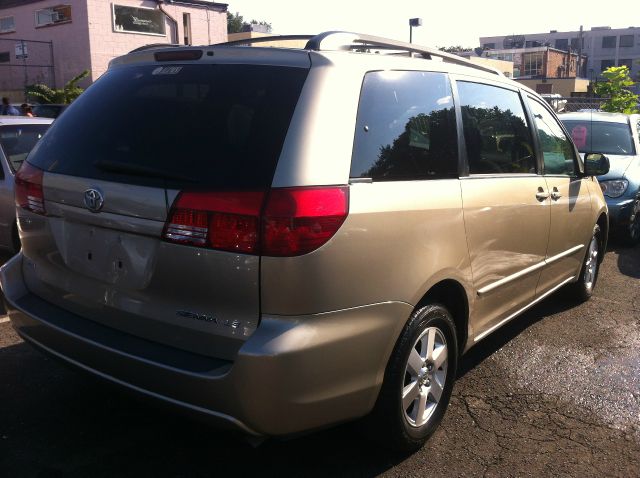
351, 71, 458, 181
457, 81, 535, 175
528, 98, 576, 175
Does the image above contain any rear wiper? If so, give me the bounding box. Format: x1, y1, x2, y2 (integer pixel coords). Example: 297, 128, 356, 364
94, 159, 198, 183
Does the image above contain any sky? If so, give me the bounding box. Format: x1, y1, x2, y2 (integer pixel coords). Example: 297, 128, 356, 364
225, 0, 635, 48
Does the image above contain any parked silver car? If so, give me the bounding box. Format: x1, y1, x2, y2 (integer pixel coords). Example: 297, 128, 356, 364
1, 32, 609, 451
0, 116, 53, 251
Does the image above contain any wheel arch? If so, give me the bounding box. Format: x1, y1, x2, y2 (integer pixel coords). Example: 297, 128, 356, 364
415, 279, 470, 355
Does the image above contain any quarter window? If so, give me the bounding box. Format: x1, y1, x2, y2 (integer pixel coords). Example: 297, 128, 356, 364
351, 71, 458, 181
528, 99, 575, 175
458, 82, 535, 175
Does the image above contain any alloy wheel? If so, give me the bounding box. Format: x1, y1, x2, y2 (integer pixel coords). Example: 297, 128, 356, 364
402, 327, 448, 428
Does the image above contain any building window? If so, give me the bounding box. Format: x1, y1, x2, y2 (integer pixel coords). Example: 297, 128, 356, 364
601, 36, 616, 48
0, 16, 15, 33
570, 37, 583, 50
183, 13, 191, 45
483, 43, 495, 50
620, 34, 634, 47
35, 5, 71, 27
619, 58, 633, 70
600, 59, 615, 71
522, 52, 544, 77
0, 51, 10, 62
525, 40, 542, 48
554, 39, 569, 51
112, 5, 166, 36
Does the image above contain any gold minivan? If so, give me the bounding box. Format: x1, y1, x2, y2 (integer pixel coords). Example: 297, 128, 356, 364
1, 32, 609, 451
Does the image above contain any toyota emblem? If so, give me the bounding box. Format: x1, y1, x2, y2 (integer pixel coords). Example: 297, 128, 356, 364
84, 188, 104, 213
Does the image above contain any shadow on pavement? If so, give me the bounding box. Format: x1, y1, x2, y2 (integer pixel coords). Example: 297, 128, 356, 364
458, 292, 579, 379
609, 241, 640, 279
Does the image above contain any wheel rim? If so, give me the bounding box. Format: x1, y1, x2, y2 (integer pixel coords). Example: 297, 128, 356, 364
402, 326, 448, 428
583, 234, 599, 291
629, 200, 640, 242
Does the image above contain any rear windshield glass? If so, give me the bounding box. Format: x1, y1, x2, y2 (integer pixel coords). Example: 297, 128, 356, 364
28, 63, 308, 189
0, 124, 50, 173
561, 120, 635, 155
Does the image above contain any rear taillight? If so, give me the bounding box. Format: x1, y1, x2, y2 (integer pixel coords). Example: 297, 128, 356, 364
163, 191, 265, 254
262, 187, 349, 256
15, 162, 45, 215
162, 186, 349, 257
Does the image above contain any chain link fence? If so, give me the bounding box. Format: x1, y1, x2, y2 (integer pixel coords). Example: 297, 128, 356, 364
542, 96, 607, 113
0, 38, 55, 100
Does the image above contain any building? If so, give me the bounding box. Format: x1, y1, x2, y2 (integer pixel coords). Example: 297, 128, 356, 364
480, 26, 640, 93
0, 0, 228, 98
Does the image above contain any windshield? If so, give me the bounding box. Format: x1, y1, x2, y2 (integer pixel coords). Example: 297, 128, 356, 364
28, 63, 308, 189
0, 124, 50, 172
562, 120, 635, 155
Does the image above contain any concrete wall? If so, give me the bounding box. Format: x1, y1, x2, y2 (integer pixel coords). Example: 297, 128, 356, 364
516, 78, 590, 97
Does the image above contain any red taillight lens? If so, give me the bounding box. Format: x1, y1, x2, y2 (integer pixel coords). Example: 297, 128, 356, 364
162, 186, 349, 256
15, 162, 45, 215
262, 186, 349, 256
163, 191, 264, 253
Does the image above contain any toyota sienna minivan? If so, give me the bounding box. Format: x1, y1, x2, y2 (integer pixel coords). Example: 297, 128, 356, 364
1, 32, 610, 451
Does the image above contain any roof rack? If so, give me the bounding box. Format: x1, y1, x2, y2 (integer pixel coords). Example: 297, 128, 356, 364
215, 31, 502, 76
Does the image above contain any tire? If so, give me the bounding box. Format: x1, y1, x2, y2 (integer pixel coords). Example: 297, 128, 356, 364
622, 198, 640, 247
569, 224, 602, 302
367, 303, 458, 452
11, 223, 20, 254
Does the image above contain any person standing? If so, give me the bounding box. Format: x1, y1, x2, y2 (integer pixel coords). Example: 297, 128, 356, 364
1, 97, 20, 115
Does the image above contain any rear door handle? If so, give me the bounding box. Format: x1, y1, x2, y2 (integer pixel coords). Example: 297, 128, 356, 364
551, 187, 562, 200
536, 187, 549, 201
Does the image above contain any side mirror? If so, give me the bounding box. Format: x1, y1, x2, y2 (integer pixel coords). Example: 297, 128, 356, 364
584, 152, 610, 177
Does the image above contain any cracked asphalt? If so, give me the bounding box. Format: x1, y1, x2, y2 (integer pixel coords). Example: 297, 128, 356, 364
0, 242, 638, 477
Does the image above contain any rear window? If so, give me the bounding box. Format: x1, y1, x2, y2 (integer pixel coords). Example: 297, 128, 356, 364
0, 124, 50, 173
28, 63, 308, 189
561, 120, 635, 155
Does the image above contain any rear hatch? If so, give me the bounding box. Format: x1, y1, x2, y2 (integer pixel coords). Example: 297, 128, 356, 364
18, 59, 309, 360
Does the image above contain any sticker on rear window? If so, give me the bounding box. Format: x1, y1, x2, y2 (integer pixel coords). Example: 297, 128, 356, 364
152, 66, 183, 75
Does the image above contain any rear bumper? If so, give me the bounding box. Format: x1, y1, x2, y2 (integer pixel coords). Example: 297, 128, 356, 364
1, 253, 410, 436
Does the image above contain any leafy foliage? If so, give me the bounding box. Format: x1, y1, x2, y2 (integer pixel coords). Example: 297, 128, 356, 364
594, 66, 639, 114
227, 11, 272, 34
227, 11, 244, 33
25, 70, 89, 104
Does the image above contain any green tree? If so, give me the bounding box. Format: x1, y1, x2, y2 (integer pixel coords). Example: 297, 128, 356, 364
594, 66, 639, 114
227, 11, 244, 33
25, 70, 89, 104
227, 11, 272, 34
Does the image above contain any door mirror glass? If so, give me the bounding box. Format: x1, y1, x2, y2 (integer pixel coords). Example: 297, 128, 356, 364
584, 152, 610, 177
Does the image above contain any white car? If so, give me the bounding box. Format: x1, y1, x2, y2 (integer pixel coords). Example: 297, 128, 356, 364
0, 116, 53, 251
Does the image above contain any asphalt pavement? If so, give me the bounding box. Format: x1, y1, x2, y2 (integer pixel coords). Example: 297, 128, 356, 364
0, 242, 638, 477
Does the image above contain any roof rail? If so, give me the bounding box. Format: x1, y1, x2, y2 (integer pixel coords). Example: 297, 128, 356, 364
214, 31, 502, 76
129, 43, 181, 54
219, 35, 315, 47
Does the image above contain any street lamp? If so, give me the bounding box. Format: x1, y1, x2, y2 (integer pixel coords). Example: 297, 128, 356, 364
409, 18, 422, 43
